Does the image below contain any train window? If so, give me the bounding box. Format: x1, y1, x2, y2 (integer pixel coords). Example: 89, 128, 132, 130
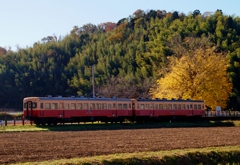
32, 102, 37, 108
27, 103, 31, 108
90, 103, 95, 109
45, 103, 50, 109
27, 102, 33, 108
108, 104, 112, 109
52, 103, 58, 110
186, 105, 189, 109
173, 104, 177, 110
59, 103, 64, 109
168, 104, 172, 110
155, 104, 158, 110
71, 103, 76, 110
96, 103, 101, 109
190, 104, 193, 109
140, 104, 144, 110
202, 104, 204, 109
83, 103, 88, 109
102, 103, 107, 109
163, 104, 167, 110
25, 102, 35, 109
113, 103, 116, 108
66, 103, 69, 110
40, 103, 43, 109
77, 103, 82, 109
129, 103, 131, 109
132, 103, 135, 109
182, 104, 185, 110
123, 104, 127, 109
118, 104, 122, 109
137, 104, 139, 109
159, 104, 163, 110
145, 104, 149, 109
198, 105, 201, 109
178, 104, 181, 110
194, 105, 197, 110
150, 104, 154, 109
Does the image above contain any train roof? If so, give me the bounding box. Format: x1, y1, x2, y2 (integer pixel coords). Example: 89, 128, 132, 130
24, 96, 132, 101
136, 98, 204, 103
24, 96, 204, 103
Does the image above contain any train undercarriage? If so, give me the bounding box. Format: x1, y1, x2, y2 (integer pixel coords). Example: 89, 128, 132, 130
29, 115, 206, 126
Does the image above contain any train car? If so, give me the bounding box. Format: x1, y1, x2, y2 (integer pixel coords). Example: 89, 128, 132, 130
23, 96, 205, 125
23, 95, 132, 125
133, 98, 205, 121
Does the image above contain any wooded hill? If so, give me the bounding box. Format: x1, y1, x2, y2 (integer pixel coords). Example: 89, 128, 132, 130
0, 9, 240, 110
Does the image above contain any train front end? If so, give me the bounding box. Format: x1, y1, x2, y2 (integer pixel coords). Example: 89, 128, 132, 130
23, 97, 39, 120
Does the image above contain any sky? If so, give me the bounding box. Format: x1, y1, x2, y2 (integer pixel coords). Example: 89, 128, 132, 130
1, 0, 240, 51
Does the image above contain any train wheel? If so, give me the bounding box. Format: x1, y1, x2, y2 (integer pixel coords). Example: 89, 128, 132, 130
52, 120, 58, 125
34, 121, 40, 126
41, 119, 46, 125
119, 117, 124, 124
105, 118, 108, 124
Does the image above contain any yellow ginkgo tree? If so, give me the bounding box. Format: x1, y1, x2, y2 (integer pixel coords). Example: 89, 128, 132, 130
150, 47, 232, 110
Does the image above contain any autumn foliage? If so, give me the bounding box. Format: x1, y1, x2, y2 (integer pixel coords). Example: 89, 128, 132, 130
150, 46, 232, 109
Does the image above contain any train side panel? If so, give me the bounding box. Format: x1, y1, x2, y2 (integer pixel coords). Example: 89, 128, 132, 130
23, 96, 205, 124
23, 96, 133, 125
134, 99, 205, 119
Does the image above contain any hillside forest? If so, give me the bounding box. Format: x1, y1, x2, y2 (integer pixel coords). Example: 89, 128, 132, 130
0, 9, 240, 110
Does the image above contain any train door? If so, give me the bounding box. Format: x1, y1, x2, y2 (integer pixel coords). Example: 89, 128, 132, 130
150, 103, 154, 117
26, 101, 33, 118
112, 102, 117, 117
40, 102, 44, 117
153, 104, 159, 117
59, 102, 64, 118
131, 100, 136, 116
185, 103, 191, 116
189, 104, 193, 115
167, 104, 174, 115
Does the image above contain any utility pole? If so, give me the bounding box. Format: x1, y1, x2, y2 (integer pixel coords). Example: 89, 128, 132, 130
92, 65, 95, 97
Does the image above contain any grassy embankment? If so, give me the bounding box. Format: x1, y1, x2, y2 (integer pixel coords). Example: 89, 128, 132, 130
10, 146, 240, 165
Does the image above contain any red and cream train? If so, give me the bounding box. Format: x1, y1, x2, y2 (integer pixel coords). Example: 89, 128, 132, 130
23, 95, 205, 125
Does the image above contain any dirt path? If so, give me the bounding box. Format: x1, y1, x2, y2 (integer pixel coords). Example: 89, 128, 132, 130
1, 127, 240, 164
